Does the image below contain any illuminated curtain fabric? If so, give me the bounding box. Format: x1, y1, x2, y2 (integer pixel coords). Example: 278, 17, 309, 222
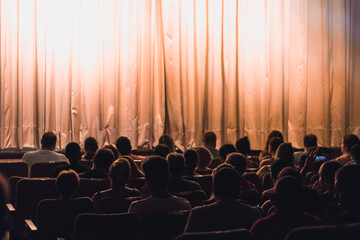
1, 0, 359, 150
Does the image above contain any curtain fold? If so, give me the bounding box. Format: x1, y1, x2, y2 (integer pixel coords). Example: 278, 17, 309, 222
0, 0, 359, 150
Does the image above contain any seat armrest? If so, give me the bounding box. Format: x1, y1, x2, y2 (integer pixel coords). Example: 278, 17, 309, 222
24, 219, 37, 231
6, 203, 15, 212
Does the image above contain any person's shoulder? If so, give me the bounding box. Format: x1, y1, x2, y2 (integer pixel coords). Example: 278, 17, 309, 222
171, 195, 192, 208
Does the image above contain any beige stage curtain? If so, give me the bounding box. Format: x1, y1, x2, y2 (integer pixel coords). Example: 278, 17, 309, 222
1, 0, 359, 150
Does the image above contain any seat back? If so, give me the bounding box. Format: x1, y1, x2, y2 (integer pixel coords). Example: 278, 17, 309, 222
0, 161, 27, 178
174, 190, 207, 207
239, 189, 260, 206
184, 175, 212, 198
98, 196, 142, 213
37, 197, 93, 240
16, 178, 58, 221
73, 213, 139, 240
30, 161, 69, 177
285, 223, 360, 240
141, 210, 190, 240
8, 176, 24, 204
75, 178, 110, 198
176, 228, 253, 240
243, 172, 262, 192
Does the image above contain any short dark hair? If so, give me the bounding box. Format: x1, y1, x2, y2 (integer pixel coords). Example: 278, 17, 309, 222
304, 134, 318, 148
350, 143, 360, 163
275, 143, 294, 166
219, 144, 236, 160
154, 144, 170, 158
142, 156, 169, 189
225, 153, 247, 175
343, 134, 360, 152
167, 153, 185, 176
319, 160, 342, 186
56, 170, 79, 198
115, 137, 132, 155
184, 150, 198, 171
41, 131, 57, 148
213, 167, 241, 198
273, 176, 303, 212
94, 148, 115, 170
271, 158, 291, 181
194, 146, 212, 168
65, 142, 81, 163
84, 137, 98, 152
235, 136, 251, 155
109, 159, 131, 188
204, 132, 217, 145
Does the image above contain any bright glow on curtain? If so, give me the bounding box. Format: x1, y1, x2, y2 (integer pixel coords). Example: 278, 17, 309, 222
1, 0, 359, 150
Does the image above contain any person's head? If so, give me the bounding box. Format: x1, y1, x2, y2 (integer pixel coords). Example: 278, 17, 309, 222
269, 137, 284, 157
319, 160, 342, 192
304, 134, 318, 151
350, 143, 360, 164
56, 170, 80, 199
271, 158, 291, 182
184, 149, 198, 174
41, 131, 57, 150
104, 145, 119, 160
219, 144, 236, 161
115, 137, 132, 155
342, 134, 360, 154
335, 164, 360, 210
93, 148, 115, 172
154, 144, 170, 158
265, 130, 284, 152
213, 167, 241, 199
109, 158, 131, 189
277, 167, 302, 184
225, 153, 247, 175
65, 142, 81, 164
235, 136, 251, 156
167, 153, 186, 178
194, 146, 212, 169
204, 132, 217, 147
272, 176, 303, 213
159, 134, 175, 152
84, 137, 98, 160
275, 143, 294, 166
142, 156, 169, 191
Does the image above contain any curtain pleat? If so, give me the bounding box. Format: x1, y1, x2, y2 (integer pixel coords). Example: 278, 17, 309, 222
0, 0, 359, 150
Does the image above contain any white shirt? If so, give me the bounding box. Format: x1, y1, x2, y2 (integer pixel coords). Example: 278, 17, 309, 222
22, 149, 69, 176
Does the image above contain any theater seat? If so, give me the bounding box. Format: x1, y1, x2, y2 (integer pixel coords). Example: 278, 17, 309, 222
174, 190, 207, 207
74, 178, 110, 198
98, 196, 142, 213
176, 228, 253, 240
184, 175, 212, 198
30, 161, 69, 177
0, 161, 27, 178
73, 213, 139, 240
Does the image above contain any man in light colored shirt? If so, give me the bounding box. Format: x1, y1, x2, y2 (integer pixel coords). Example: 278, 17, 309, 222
22, 131, 68, 176
128, 156, 191, 216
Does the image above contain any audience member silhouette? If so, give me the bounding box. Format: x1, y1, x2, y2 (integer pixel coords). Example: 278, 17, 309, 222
184, 166, 262, 232
53, 142, 89, 177
92, 158, 141, 209
56, 170, 80, 200
250, 176, 324, 240
120, 155, 144, 178
128, 156, 191, 216
204, 131, 219, 158
153, 144, 170, 158
22, 131, 69, 176
260, 130, 284, 160
336, 134, 360, 165
167, 153, 201, 193
79, 148, 114, 178
235, 136, 258, 168
334, 164, 360, 224
159, 134, 183, 153
275, 142, 295, 166
116, 136, 145, 161
259, 137, 283, 168
219, 144, 236, 162
183, 149, 199, 177
193, 146, 213, 175
83, 137, 98, 160
225, 153, 256, 191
